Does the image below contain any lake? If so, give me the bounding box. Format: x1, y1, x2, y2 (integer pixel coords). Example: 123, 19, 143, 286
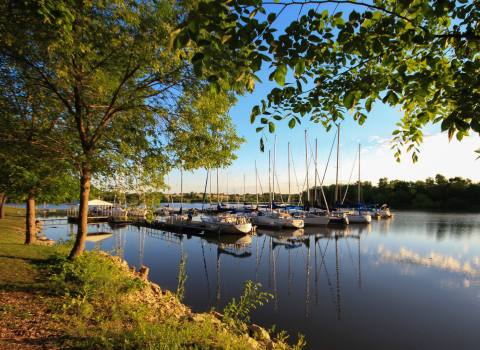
42, 211, 480, 350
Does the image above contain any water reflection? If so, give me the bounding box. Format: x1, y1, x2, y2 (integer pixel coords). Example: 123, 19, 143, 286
377, 245, 480, 276
42, 211, 480, 350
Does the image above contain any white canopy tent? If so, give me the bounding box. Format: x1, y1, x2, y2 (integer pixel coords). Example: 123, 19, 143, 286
87, 199, 113, 207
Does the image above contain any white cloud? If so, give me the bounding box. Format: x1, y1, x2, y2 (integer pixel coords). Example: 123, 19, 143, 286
165, 132, 479, 193
360, 132, 480, 184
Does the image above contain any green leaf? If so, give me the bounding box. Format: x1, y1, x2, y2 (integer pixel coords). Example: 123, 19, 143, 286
250, 105, 260, 123
267, 13, 276, 23
365, 97, 373, 112
343, 91, 355, 109
295, 60, 305, 76
247, 76, 255, 91
288, 118, 296, 128
260, 138, 265, 152
268, 122, 275, 133
273, 64, 287, 86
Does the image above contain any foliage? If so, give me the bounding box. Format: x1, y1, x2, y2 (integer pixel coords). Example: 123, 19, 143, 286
0, 0, 244, 256
1, 210, 302, 349
223, 280, 273, 326
0, 0, 243, 180
176, 254, 188, 301
0, 63, 78, 204
321, 174, 480, 211
49, 251, 145, 303
176, 0, 480, 161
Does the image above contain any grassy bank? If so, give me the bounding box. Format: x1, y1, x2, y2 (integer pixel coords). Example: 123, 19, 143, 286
0, 206, 303, 350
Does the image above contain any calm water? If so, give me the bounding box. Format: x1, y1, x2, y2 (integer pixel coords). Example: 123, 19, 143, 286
43, 211, 480, 350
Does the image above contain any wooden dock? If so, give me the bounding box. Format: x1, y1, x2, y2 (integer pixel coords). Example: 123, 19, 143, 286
67, 216, 110, 224
64, 216, 256, 236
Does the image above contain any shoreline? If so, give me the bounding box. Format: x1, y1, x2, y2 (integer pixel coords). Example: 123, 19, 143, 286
0, 207, 302, 350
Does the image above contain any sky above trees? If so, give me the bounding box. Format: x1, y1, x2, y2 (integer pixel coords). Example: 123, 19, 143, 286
165, 0, 480, 194
168, 87, 480, 194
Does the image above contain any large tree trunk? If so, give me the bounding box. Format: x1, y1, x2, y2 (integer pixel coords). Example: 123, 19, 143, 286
69, 167, 91, 259
0, 193, 6, 219
25, 192, 36, 244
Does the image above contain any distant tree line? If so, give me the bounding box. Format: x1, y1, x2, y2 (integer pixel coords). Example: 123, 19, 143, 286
93, 174, 480, 212
320, 174, 480, 211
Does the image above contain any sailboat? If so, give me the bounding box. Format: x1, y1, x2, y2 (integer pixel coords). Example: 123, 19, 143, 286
251, 210, 305, 229
327, 125, 349, 225
303, 137, 331, 226
250, 145, 304, 229
201, 214, 253, 234
371, 204, 393, 219
345, 144, 372, 224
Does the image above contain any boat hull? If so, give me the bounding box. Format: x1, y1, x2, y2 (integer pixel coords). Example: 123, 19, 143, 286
303, 216, 330, 226
203, 221, 253, 234
347, 214, 371, 224
328, 216, 349, 225
252, 216, 304, 229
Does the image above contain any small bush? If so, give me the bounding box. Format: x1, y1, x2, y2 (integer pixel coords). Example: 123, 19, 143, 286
176, 254, 187, 301
223, 280, 273, 326
50, 251, 144, 302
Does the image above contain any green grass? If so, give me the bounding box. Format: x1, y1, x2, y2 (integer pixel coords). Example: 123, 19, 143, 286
0, 207, 60, 288
0, 206, 302, 350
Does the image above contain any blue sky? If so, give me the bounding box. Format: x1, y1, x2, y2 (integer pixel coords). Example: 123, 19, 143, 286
167, 86, 480, 194
166, 3, 480, 194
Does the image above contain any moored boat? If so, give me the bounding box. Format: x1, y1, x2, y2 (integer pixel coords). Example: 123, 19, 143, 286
201, 214, 253, 234
290, 210, 330, 226
371, 204, 393, 219
347, 212, 372, 224
250, 211, 304, 229
329, 211, 349, 225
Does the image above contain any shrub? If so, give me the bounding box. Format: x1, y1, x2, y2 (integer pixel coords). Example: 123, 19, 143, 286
223, 280, 273, 326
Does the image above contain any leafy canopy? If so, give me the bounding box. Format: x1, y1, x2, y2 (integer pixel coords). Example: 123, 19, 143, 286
176, 0, 479, 161
0, 0, 243, 189
0, 64, 77, 203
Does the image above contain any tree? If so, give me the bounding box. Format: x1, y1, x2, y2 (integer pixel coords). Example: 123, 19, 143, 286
0, 0, 242, 258
0, 66, 77, 243
176, 0, 479, 159
0, 160, 12, 219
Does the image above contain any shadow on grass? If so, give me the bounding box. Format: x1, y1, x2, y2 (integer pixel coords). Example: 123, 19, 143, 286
0, 253, 65, 294
0, 331, 80, 349
0, 282, 54, 293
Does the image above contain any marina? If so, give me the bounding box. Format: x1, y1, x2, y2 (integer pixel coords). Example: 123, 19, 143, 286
41, 211, 480, 350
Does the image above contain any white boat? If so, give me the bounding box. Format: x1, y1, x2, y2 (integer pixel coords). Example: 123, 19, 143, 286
329, 211, 350, 225
250, 211, 304, 229
155, 206, 174, 216
372, 204, 392, 219
290, 210, 330, 226
128, 207, 150, 219
156, 213, 190, 224
201, 214, 253, 234
347, 212, 372, 224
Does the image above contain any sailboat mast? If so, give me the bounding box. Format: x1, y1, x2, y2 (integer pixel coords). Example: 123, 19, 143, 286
272, 135, 276, 202
305, 130, 310, 205
358, 143, 361, 204
243, 174, 246, 203
209, 169, 212, 204
335, 124, 340, 204
255, 160, 259, 205
288, 142, 291, 204
314, 138, 318, 206
180, 167, 183, 207
268, 150, 272, 211
216, 168, 219, 204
